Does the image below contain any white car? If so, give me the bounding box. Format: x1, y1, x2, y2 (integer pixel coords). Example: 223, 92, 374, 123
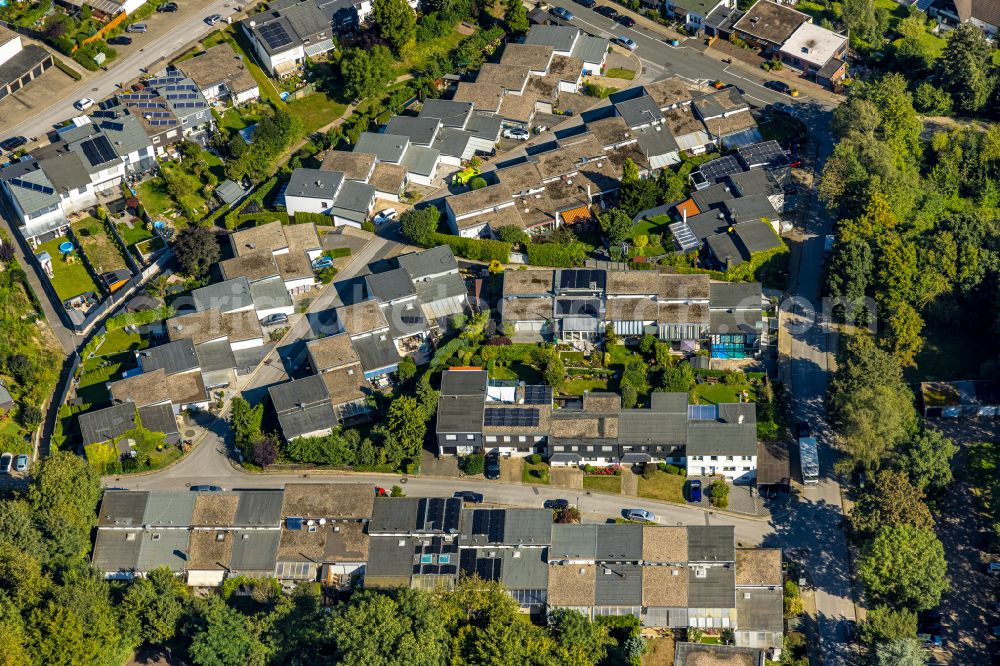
614, 36, 637, 51
503, 128, 530, 141
74, 97, 94, 111
373, 208, 398, 225
205, 14, 224, 25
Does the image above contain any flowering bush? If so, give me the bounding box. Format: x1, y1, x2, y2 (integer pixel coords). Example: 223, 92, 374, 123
586, 464, 622, 476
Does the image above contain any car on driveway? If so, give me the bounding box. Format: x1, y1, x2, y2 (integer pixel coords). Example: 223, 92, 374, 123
373, 207, 398, 225
205, 14, 224, 25
261, 313, 288, 326
764, 80, 793, 95
687, 479, 702, 502
190, 484, 224, 492
311, 256, 334, 270
625, 508, 656, 522
484, 452, 501, 480
126, 22, 147, 33
613, 36, 637, 51
550, 6, 574, 21
503, 127, 530, 141
544, 498, 570, 510
108, 36, 132, 45
615, 14, 636, 27
0, 136, 28, 152
594, 5, 618, 18
74, 97, 94, 111
454, 490, 484, 504
157, 2, 178, 10
0, 453, 11, 474
14, 455, 28, 472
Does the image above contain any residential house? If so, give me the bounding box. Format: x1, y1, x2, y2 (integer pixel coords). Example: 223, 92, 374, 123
228, 220, 323, 294
500, 43, 556, 76
354, 132, 441, 187
396, 245, 469, 321
777, 21, 848, 87
731, 0, 809, 53
692, 87, 761, 148
79, 401, 180, 458
920, 380, 1000, 418
108, 366, 210, 414
930, 0, 999, 37
239, 0, 336, 77
166, 307, 265, 353
120, 74, 214, 146
334, 299, 402, 380
137, 336, 237, 395
734, 548, 784, 650
269, 373, 341, 441
0, 25, 54, 103
643, 76, 695, 111
445, 183, 517, 238
685, 403, 757, 481
435, 368, 488, 456
665, 0, 736, 33
175, 43, 261, 106
675, 644, 767, 665
709, 282, 764, 358
284, 167, 376, 227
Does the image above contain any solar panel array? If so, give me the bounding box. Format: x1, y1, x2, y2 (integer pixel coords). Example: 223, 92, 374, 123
147, 111, 172, 118
149, 119, 179, 126
484, 407, 540, 428
92, 110, 117, 119
522, 385, 552, 405
416, 497, 461, 533
259, 22, 293, 50
698, 155, 743, 183
173, 101, 207, 109
470, 509, 505, 542
687, 404, 719, 421
559, 268, 605, 291
166, 93, 198, 100
145, 76, 184, 86
129, 102, 167, 110
120, 93, 154, 101
737, 140, 789, 169
162, 84, 196, 92
555, 298, 600, 317
81, 135, 118, 166
101, 121, 124, 133
460, 550, 502, 581
9, 177, 54, 195
669, 221, 700, 251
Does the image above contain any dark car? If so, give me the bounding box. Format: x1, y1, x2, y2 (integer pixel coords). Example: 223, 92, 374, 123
262, 313, 289, 326
550, 6, 574, 21
0, 136, 27, 152
0, 453, 11, 474
544, 498, 570, 510
687, 479, 702, 502
157, 2, 177, 10
108, 36, 133, 45
190, 484, 224, 492
594, 5, 618, 18
796, 421, 810, 438
574, 0, 597, 6
615, 14, 636, 27
764, 80, 793, 95
454, 490, 484, 504
484, 452, 501, 480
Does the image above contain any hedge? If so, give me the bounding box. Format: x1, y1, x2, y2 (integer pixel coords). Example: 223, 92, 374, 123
53, 57, 82, 81
525, 241, 586, 268
431, 232, 510, 263
431, 338, 468, 369
223, 176, 280, 229
325, 247, 352, 258
294, 211, 333, 225
105, 305, 175, 332
725, 239, 788, 283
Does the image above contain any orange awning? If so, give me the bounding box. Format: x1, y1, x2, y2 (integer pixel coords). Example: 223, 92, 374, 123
675, 198, 701, 219
559, 205, 591, 226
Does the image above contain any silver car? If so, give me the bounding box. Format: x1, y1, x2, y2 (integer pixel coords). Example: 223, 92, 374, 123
625, 508, 656, 522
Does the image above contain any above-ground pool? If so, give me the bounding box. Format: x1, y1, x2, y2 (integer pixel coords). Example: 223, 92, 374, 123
58, 241, 74, 254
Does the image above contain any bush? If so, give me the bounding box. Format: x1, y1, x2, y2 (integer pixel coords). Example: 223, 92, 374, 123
657, 462, 667, 472
294, 211, 331, 225
431, 232, 510, 263
641, 464, 657, 480
709, 479, 729, 508
390, 484, 406, 497
362, 220, 376, 232
526, 241, 586, 268
530, 453, 542, 465
584, 463, 595, 474
664, 464, 681, 475
461, 453, 485, 475
468, 177, 487, 190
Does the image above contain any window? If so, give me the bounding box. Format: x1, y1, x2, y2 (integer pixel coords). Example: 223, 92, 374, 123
710, 456, 718, 461
726, 456, 733, 461
445, 435, 457, 441
519, 436, 526, 442
601, 446, 612, 452
466, 435, 474, 440
486, 436, 497, 443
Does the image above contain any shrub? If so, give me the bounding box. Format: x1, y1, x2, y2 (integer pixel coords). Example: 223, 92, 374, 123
530, 453, 542, 465
584, 463, 595, 474
361, 220, 376, 232
657, 462, 668, 472
664, 464, 681, 475
641, 464, 657, 480
709, 479, 729, 508
431, 232, 510, 263
468, 176, 487, 190
526, 241, 586, 268
461, 453, 485, 475
390, 485, 405, 497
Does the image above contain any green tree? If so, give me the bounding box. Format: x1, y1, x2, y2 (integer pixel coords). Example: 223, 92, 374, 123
548, 609, 613, 666
598, 208, 633, 248
385, 396, 427, 459
639, 333, 656, 355
838, 383, 916, 470
899, 429, 958, 493
603, 323, 620, 347
850, 469, 934, 536
913, 81, 953, 116
873, 637, 926, 666
495, 225, 530, 245
399, 206, 441, 247
468, 176, 487, 191
543, 354, 566, 390
783, 580, 803, 618
173, 225, 220, 279
504, 0, 529, 36
230, 396, 264, 456
340, 45, 394, 101
0, 620, 30, 666
396, 356, 417, 382
27, 602, 104, 666
934, 23, 997, 115
621, 384, 637, 409
188, 597, 266, 666
843, 0, 878, 45
373, 0, 416, 55
858, 524, 949, 610
121, 567, 187, 647
461, 452, 485, 475
709, 479, 729, 508
27, 452, 102, 564
0, 543, 46, 611
859, 604, 917, 645
881, 301, 924, 367
659, 362, 694, 393
0, 499, 46, 561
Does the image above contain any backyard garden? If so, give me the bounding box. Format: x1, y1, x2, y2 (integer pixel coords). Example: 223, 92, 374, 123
35, 235, 99, 302
71, 216, 129, 277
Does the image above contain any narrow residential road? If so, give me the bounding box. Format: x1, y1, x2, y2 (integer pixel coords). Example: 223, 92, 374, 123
0, 0, 244, 140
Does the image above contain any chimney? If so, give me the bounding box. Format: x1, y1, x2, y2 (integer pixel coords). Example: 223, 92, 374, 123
738, 414, 745, 424
682, 207, 687, 224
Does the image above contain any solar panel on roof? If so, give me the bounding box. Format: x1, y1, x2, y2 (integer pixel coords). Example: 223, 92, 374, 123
699, 155, 743, 183
149, 119, 179, 126
146, 77, 183, 86
166, 93, 197, 100
559, 268, 604, 291
259, 22, 293, 49
92, 110, 116, 118
484, 407, 540, 428
522, 385, 552, 405
737, 140, 790, 169
81, 136, 118, 166
101, 121, 124, 132
132, 102, 166, 110
669, 221, 700, 251
9, 177, 54, 195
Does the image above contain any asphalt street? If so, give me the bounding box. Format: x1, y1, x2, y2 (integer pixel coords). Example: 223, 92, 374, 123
0, 0, 244, 141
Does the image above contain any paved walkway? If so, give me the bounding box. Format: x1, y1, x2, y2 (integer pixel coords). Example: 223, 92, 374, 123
550, 466, 583, 490
622, 468, 639, 496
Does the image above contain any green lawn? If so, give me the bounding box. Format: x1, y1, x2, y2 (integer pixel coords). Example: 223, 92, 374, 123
560, 351, 586, 365
228, 31, 286, 106
638, 470, 686, 503
115, 222, 153, 246
583, 475, 622, 494
489, 362, 543, 384
99, 328, 147, 356
691, 381, 749, 405
285, 94, 349, 136
522, 460, 550, 485
907, 322, 996, 383
137, 178, 176, 219
35, 236, 99, 301
72, 217, 128, 275
395, 26, 469, 76
561, 378, 609, 395
202, 149, 227, 182
605, 68, 636, 80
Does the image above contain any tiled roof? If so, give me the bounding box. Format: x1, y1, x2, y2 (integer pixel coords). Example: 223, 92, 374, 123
337, 299, 389, 336
735, 548, 782, 586
547, 563, 596, 605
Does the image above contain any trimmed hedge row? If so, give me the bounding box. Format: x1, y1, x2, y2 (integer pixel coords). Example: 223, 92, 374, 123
294, 211, 333, 225
105, 305, 175, 332
526, 241, 586, 268
325, 247, 352, 258
430, 232, 510, 263
223, 176, 280, 229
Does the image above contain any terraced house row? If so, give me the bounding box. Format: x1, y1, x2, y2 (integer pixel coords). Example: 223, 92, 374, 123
91, 485, 784, 657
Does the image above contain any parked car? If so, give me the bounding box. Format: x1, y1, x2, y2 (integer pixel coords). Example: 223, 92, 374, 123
74, 97, 94, 111
796, 421, 810, 438
594, 5, 618, 18
687, 479, 702, 502
920, 632, 943, 648
190, 484, 224, 492
205, 14, 224, 25
311, 256, 334, 270
373, 207, 398, 225
261, 313, 288, 326
771, 101, 797, 118
989, 562, 1000, 574
573, 0, 596, 7
157, 2, 178, 10
0, 453, 11, 474
0, 136, 27, 152
613, 36, 637, 51
503, 127, 530, 141
454, 490, 484, 504
13, 454, 28, 472
484, 452, 501, 480
126, 22, 148, 33
764, 80, 793, 95
550, 6, 574, 21
615, 14, 636, 27
625, 508, 656, 522
108, 36, 133, 45
544, 498, 570, 510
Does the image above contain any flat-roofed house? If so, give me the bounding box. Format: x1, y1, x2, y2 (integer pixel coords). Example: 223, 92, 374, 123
445, 183, 516, 238
269, 374, 339, 441
731, 0, 809, 53
778, 22, 848, 87
175, 43, 260, 106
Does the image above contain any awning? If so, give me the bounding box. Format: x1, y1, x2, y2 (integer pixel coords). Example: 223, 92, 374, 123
549, 453, 582, 464
621, 453, 652, 464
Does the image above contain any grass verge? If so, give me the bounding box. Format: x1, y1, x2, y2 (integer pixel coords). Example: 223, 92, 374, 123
583, 475, 622, 493
637, 470, 686, 503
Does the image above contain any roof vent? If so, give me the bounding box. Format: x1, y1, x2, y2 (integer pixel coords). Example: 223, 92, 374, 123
398, 539, 406, 546
579, 568, 586, 574
694, 567, 706, 578
671, 569, 679, 576
738, 414, 745, 424
744, 592, 751, 599
243, 534, 250, 539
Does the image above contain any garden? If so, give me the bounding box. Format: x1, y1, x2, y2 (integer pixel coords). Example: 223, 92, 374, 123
71, 216, 129, 276
637, 463, 687, 503
522, 454, 549, 485
582, 464, 623, 494
35, 235, 99, 301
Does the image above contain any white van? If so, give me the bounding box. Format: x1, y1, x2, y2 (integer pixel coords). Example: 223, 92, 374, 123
127, 23, 148, 33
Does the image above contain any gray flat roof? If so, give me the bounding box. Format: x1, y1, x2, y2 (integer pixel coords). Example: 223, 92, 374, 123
230, 529, 280, 571
195, 339, 237, 373
398, 245, 458, 280
615, 95, 664, 129
503, 508, 554, 546
595, 524, 644, 561
192, 276, 253, 313
687, 525, 735, 562
400, 145, 440, 177
368, 496, 463, 534
415, 272, 467, 305
687, 564, 736, 607
234, 490, 285, 526
525, 24, 579, 52
736, 586, 783, 632
636, 126, 680, 157
436, 395, 485, 434
386, 115, 441, 145
352, 333, 402, 373
140, 339, 199, 375
287, 167, 345, 199
92, 528, 142, 572
355, 132, 409, 163
249, 275, 293, 312
501, 546, 549, 590
441, 368, 487, 396
465, 111, 503, 141
366, 267, 416, 303
333, 179, 375, 213
98, 490, 150, 527
709, 282, 762, 310
142, 491, 197, 527
276, 402, 339, 440
269, 373, 331, 413
594, 562, 643, 606
551, 524, 597, 560
79, 402, 138, 446
419, 98, 474, 128
571, 34, 609, 65
433, 128, 475, 159
366, 534, 417, 580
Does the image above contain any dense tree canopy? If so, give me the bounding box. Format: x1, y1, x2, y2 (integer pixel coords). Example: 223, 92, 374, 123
174, 225, 221, 280
858, 524, 949, 610
373, 0, 416, 55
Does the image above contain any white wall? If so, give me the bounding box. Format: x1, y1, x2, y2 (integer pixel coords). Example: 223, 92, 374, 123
255, 304, 294, 321
686, 456, 756, 482
331, 214, 361, 228
0, 33, 22, 69
233, 86, 261, 105
285, 194, 330, 217
230, 337, 264, 352
284, 276, 316, 293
